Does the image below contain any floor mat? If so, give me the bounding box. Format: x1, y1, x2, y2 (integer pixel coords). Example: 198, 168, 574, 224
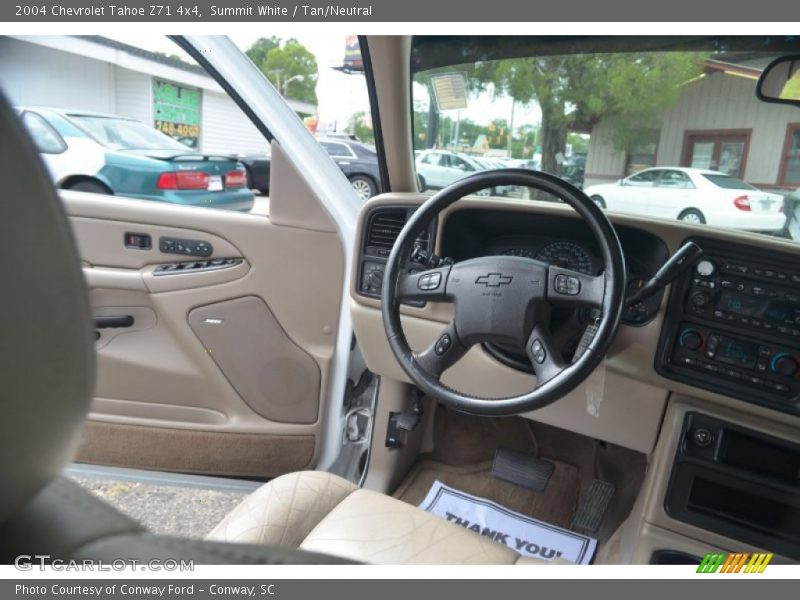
420, 481, 596, 564
413, 405, 648, 545
394, 459, 580, 530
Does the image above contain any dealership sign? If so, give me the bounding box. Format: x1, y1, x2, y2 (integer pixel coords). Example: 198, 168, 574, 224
153, 80, 201, 148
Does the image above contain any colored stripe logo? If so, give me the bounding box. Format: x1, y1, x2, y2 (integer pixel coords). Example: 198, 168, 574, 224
697, 552, 773, 573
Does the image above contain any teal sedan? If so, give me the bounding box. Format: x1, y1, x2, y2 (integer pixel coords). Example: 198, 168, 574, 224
17, 107, 255, 211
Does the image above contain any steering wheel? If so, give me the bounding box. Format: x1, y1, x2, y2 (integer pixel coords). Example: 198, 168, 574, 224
381, 169, 626, 416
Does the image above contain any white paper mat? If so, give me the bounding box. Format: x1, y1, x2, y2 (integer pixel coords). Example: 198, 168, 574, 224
419, 480, 596, 564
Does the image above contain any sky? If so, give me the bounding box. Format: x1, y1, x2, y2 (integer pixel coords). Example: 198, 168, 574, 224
108, 34, 543, 136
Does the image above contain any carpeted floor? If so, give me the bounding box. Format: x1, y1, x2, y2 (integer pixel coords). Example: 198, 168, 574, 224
394, 405, 647, 544
394, 459, 580, 529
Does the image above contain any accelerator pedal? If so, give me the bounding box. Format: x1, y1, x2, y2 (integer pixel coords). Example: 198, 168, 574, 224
491, 447, 554, 493
571, 479, 615, 533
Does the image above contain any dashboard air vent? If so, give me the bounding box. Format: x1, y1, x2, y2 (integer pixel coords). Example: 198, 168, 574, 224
366, 209, 408, 253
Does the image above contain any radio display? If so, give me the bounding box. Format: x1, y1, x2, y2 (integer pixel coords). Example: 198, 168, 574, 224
715, 292, 799, 325
716, 292, 759, 317
715, 336, 758, 369
764, 301, 796, 323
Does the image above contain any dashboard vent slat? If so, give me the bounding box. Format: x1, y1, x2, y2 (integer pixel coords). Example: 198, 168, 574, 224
366, 209, 408, 251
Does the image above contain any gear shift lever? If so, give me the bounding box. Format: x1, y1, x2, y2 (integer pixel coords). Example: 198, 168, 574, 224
625, 241, 703, 307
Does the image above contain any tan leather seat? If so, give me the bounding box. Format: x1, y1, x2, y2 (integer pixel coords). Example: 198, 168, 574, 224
207, 471, 547, 565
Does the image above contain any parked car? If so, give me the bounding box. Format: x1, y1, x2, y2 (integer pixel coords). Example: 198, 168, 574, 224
471, 155, 518, 197
584, 167, 786, 232
237, 152, 271, 195
246, 136, 381, 201
317, 137, 382, 201
512, 158, 541, 170
16, 107, 254, 211
561, 163, 586, 188
416, 150, 490, 195
565, 152, 587, 167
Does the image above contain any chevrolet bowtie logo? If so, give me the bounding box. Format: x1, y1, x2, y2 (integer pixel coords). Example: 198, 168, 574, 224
475, 273, 513, 287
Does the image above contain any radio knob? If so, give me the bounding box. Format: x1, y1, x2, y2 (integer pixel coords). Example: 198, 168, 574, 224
679, 329, 704, 351
696, 260, 715, 277
690, 291, 711, 308
771, 353, 798, 377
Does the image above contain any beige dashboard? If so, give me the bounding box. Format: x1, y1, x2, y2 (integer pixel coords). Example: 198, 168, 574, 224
349, 193, 800, 455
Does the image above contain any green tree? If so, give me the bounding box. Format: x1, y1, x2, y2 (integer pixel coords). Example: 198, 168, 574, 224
246, 37, 318, 105
568, 132, 589, 155
347, 111, 375, 144
515, 124, 539, 159
245, 37, 280, 70
474, 53, 703, 174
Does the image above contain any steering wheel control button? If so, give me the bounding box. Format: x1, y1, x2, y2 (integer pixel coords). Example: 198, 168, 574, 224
554, 273, 581, 295
434, 333, 452, 356
418, 272, 442, 291
531, 339, 546, 364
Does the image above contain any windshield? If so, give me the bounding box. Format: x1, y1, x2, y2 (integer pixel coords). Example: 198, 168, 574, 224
69, 114, 191, 152
411, 36, 800, 240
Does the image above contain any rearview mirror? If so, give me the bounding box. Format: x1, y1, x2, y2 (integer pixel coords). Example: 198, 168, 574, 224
757, 55, 800, 107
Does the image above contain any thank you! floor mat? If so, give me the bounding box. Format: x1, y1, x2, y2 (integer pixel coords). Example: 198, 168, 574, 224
419, 480, 596, 564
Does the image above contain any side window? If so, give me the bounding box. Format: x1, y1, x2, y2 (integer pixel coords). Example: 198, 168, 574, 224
2, 34, 382, 208
321, 141, 354, 158
22, 112, 67, 154
657, 170, 695, 189
1, 36, 270, 212
239, 35, 380, 201
422, 153, 442, 166
627, 170, 659, 186
449, 156, 472, 172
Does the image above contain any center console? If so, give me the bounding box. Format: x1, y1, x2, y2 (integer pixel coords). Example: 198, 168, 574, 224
657, 237, 800, 415
665, 412, 800, 560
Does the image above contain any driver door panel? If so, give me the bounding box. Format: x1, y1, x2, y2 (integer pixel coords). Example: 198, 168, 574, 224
63, 143, 345, 478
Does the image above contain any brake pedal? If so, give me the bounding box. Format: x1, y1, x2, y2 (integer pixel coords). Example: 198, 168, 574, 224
571, 479, 615, 533
491, 447, 554, 493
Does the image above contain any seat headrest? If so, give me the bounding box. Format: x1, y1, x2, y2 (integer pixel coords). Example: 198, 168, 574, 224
0, 93, 95, 525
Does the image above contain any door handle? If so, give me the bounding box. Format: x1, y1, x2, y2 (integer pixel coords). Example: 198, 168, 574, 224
94, 315, 135, 329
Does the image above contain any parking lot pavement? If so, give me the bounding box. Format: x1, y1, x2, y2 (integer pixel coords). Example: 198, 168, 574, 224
70, 476, 249, 538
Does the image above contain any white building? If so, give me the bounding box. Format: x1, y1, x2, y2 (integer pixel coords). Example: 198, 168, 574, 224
0, 35, 316, 156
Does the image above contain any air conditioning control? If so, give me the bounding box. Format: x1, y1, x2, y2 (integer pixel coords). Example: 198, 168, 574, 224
679, 329, 704, 351
771, 353, 799, 377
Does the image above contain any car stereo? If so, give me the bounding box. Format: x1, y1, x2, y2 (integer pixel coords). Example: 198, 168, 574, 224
657, 237, 800, 415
